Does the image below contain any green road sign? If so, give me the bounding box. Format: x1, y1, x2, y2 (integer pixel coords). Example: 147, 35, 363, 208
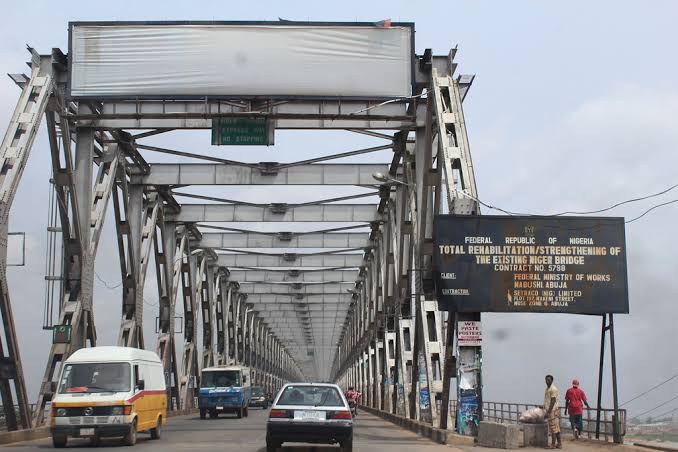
53, 325, 72, 344
211, 118, 274, 146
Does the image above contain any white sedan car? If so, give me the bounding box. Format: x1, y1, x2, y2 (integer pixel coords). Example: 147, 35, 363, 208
266, 383, 353, 451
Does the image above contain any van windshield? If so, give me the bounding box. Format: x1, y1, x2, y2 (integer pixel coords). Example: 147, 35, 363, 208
201, 370, 240, 388
59, 363, 131, 393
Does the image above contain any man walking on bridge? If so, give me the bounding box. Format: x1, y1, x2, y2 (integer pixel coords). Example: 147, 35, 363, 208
544, 375, 562, 449
565, 379, 590, 439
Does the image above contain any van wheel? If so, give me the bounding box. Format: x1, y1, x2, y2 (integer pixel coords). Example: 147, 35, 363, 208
90, 434, 100, 446
150, 417, 162, 440
123, 419, 137, 446
199, 408, 207, 419
52, 434, 67, 448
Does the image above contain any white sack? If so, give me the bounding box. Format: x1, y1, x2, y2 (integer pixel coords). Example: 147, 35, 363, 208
519, 407, 546, 424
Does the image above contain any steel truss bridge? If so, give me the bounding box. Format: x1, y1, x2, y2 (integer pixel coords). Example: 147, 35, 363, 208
0, 27, 481, 434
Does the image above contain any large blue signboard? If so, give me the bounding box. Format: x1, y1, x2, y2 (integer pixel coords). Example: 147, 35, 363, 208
433, 215, 629, 314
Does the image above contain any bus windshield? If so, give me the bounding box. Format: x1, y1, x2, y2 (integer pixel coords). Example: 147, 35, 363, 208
59, 363, 131, 393
201, 370, 241, 388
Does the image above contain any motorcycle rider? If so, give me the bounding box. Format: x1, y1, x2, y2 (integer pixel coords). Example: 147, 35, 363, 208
345, 387, 360, 415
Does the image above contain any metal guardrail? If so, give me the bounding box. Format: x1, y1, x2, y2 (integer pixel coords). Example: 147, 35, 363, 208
0, 404, 38, 429
447, 400, 626, 441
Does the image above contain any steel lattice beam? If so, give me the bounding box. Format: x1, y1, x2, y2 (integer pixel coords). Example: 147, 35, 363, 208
134, 163, 389, 186
217, 254, 364, 268
195, 232, 370, 249
168, 204, 379, 223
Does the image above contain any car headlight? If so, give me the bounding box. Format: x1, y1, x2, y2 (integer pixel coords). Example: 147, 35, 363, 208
111, 406, 124, 416
56, 408, 67, 417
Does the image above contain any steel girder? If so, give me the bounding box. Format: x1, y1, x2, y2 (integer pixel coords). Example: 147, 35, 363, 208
216, 253, 365, 268
0, 50, 54, 431
227, 269, 360, 283
75, 100, 415, 130
331, 54, 480, 432
194, 231, 370, 249
168, 203, 379, 223
137, 163, 389, 186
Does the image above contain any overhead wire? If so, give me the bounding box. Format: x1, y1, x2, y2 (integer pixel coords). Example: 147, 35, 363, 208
94, 271, 158, 307
633, 394, 678, 419
621, 373, 678, 407
455, 182, 678, 223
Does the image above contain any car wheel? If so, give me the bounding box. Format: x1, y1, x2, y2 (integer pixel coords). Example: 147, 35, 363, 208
341, 437, 353, 452
200, 408, 207, 419
236, 408, 243, 418
244, 406, 249, 417
266, 439, 280, 452
209, 409, 218, 419
123, 419, 137, 446
150, 417, 162, 440
52, 434, 67, 448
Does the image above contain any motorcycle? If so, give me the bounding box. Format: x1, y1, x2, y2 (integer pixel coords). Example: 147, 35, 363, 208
348, 399, 358, 417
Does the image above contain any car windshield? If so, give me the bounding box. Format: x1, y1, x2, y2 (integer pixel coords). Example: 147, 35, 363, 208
252, 387, 264, 396
59, 363, 131, 393
277, 386, 344, 407
201, 370, 240, 388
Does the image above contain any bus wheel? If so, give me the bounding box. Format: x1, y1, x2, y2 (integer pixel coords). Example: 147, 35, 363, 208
52, 434, 67, 448
150, 417, 162, 440
123, 419, 137, 446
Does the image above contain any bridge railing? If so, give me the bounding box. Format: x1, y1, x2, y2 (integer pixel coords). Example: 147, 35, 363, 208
447, 400, 626, 441
0, 405, 38, 429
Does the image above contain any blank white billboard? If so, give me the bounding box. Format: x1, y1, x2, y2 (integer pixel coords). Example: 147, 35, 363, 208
69, 22, 413, 98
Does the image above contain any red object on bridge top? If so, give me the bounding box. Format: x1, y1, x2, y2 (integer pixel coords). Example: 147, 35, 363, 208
66, 387, 88, 393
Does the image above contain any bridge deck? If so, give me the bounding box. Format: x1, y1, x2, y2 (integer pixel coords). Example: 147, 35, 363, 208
5, 409, 641, 451
5, 409, 448, 451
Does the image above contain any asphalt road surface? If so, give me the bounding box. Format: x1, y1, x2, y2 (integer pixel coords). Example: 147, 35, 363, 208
5, 408, 452, 451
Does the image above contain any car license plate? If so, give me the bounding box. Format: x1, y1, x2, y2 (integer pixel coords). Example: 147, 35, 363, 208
295, 410, 326, 421
216, 406, 223, 410
80, 428, 95, 436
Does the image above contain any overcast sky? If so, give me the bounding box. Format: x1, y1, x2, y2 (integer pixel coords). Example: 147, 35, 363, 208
2, 0, 677, 421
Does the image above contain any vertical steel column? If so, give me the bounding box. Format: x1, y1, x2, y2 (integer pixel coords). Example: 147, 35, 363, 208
155, 222, 181, 410
200, 262, 216, 368
179, 245, 199, 409
431, 67, 482, 433
0, 51, 53, 430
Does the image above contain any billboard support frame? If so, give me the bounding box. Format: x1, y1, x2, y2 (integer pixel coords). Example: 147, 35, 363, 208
596, 313, 622, 444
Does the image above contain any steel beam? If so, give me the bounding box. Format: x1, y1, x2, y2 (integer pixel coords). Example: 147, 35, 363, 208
195, 232, 370, 249
169, 204, 378, 223
228, 269, 360, 283
134, 163, 389, 186
245, 294, 355, 304
238, 283, 354, 295
77, 100, 415, 130
217, 254, 364, 268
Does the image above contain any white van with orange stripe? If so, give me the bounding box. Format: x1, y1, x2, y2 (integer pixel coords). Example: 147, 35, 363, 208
50, 346, 167, 448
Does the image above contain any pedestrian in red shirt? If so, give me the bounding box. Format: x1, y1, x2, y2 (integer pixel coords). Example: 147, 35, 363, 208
565, 379, 590, 439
